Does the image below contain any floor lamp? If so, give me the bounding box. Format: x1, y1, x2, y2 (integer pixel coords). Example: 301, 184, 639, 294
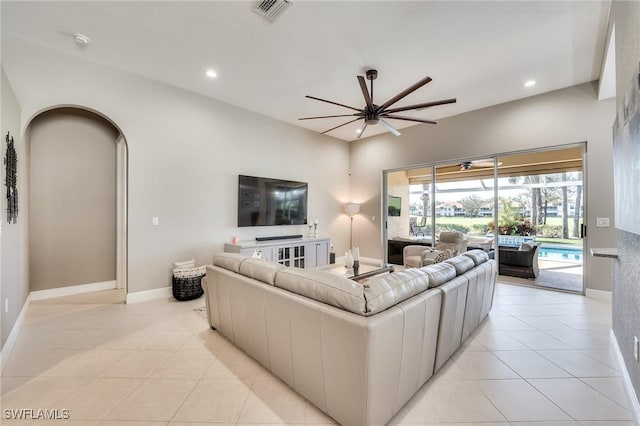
344, 203, 360, 249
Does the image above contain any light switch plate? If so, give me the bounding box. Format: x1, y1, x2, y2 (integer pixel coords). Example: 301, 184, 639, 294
152, 217, 159, 226
596, 217, 610, 227
635, 336, 639, 362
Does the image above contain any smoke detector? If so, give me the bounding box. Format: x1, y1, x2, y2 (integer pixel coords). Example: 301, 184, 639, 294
73, 33, 91, 46
253, 0, 292, 22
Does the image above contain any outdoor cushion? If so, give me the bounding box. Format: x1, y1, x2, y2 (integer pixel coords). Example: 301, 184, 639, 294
363, 268, 430, 315
275, 268, 366, 315
519, 242, 535, 251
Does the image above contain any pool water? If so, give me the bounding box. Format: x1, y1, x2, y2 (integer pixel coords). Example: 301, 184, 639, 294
539, 246, 583, 262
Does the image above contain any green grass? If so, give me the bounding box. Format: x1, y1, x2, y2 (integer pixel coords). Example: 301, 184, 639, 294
534, 237, 583, 246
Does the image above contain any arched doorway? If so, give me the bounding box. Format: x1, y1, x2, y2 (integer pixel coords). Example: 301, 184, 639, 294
26, 106, 128, 299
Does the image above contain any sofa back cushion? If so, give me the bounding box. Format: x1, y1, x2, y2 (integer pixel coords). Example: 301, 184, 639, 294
363, 269, 430, 315
275, 268, 366, 315
462, 249, 489, 266
420, 262, 457, 288
239, 258, 285, 285
444, 255, 475, 275
213, 252, 246, 273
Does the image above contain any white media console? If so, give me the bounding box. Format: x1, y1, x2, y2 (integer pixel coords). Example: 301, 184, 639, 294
224, 237, 330, 269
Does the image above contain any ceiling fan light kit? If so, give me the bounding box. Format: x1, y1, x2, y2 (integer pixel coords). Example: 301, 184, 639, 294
300, 69, 456, 139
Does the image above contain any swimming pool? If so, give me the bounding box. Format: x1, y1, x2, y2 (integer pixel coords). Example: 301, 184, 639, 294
538, 246, 583, 262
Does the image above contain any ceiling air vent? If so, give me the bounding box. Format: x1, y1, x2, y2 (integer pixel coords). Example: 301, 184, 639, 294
253, 0, 292, 22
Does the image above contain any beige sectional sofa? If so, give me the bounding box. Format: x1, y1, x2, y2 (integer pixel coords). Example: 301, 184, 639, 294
202, 250, 497, 426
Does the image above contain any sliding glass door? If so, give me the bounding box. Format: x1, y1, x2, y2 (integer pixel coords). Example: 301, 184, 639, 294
496, 147, 585, 293
383, 144, 585, 294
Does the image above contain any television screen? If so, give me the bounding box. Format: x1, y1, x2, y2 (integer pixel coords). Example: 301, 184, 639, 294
388, 195, 402, 217
238, 175, 308, 227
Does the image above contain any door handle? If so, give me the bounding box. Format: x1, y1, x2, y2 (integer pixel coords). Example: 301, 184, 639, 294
580, 224, 586, 238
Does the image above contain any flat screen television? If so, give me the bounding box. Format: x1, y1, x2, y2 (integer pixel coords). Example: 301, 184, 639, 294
238, 175, 308, 227
388, 195, 402, 217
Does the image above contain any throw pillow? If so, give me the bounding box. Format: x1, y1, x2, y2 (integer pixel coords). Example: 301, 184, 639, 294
518, 242, 534, 252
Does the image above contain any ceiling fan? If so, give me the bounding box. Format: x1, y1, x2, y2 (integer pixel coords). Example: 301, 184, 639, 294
299, 69, 456, 139
460, 160, 502, 171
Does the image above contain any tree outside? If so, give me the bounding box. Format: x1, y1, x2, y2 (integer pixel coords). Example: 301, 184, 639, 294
409, 171, 583, 242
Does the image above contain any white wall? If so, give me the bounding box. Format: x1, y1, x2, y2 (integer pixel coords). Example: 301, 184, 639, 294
1, 67, 28, 349
29, 108, 118, 291
386, 170, 410, 240
3, 36, 351, 294
350, 82, 616, 291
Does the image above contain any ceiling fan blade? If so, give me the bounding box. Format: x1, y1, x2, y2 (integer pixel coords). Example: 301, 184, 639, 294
376, 76, 432, 112
305, 95, 363, 112
357, 122, 367, 139
472, 160, 503, 167
382, 98, 457, 114
299, 113, 361, 120
382, 114, 438, 125
321, 117, 363, 134
357, 76, 374, 110
378, 118, 402, 136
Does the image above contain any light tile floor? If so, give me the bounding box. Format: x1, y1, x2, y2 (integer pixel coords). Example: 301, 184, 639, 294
1, 283, 638, 426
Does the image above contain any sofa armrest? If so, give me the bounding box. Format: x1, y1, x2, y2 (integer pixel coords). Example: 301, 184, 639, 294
403, 244, 432, 258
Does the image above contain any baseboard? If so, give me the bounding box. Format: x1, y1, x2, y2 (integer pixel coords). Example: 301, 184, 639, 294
126, 286, 172, 304
30, 280, 117, 301
586, 288, 613, 301
1, 294, 31, 373
610, 329, 640, 424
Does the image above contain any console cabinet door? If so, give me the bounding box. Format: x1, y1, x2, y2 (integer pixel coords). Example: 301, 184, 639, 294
315, 240, 329, 266
304, 243, 317, 268
305, 240, 329, 268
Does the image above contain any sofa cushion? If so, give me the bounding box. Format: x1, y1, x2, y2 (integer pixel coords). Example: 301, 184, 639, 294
363, 269, 430, 315
239, 258, 285, 285
275, 268, 366, 315
462, 249, 489, 266
420, 262, 457, 288
444, 255, 475, 275
213, 252, 246, 273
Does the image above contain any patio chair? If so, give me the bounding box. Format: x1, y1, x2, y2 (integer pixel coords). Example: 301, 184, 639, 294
403, 231, 468, 268
498, 244, 540, 278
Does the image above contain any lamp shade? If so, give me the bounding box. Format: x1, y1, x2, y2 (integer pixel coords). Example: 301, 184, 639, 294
344, 203, 360, 216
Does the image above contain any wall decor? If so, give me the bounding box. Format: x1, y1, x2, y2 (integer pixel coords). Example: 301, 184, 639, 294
4, 132, 18, 224
613, 63, 640, 235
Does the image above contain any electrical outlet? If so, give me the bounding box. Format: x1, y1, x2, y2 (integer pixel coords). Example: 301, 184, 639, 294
635, 336, 639, 362
371, 216, 376, 222
596, 217, 610, 227
4, 298, 8, 315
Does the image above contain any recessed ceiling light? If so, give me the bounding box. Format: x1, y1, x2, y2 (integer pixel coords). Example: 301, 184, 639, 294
73, 33, 90, 46
205, 69, 218, 79
356, 128, 362, 134
524, 80, 536, 87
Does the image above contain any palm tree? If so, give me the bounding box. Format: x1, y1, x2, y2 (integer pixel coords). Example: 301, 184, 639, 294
562, 172, 569, 238
539, 176, 561, 225
420, 183, 430, 227
573, 184, 582, 237
508, 175, 540, 227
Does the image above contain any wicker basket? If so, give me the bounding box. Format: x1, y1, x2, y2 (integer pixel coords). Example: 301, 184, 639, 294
172, 274, 204, 301
173, 265, 207, 278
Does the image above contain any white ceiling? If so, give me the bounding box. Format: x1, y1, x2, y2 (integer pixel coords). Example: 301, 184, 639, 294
1, 1, 610, 141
